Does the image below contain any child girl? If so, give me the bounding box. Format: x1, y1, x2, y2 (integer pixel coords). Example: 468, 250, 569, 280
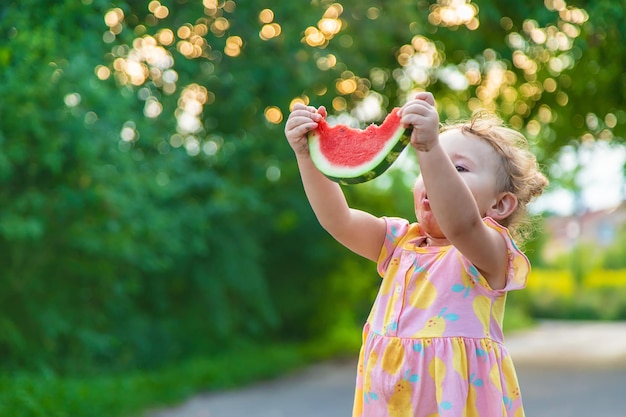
284, 92, 548, 417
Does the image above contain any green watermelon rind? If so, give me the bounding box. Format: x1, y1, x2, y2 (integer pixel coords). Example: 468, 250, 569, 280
308, 123, 411, 185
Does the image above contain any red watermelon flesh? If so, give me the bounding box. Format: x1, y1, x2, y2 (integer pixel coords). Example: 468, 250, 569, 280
308, 107, 410, 184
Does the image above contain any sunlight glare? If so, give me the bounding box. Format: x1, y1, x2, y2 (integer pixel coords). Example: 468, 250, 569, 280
429, 0, 478, 29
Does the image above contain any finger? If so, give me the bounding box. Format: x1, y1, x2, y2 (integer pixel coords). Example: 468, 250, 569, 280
290, 106, 323, 120
400, 102, 434, 124
414, 91, 435, 106
290, 104, 323, 123
286, 121, 319, 137
401, 113, 435, 128
286, 113, 322, 131
403, 99, 432, 112
291, 102, 317, 112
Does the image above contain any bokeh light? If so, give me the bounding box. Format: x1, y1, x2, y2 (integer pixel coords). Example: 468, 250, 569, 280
211, 17, 230, 36
156, 28, 175, 46
120, 121, 137, 142
332, 96, 347, 112
95, 65, 111, 80
64, 93, 81, 107
395, 36, 441, 89
429, 0, 479, 30
289, 97, 310, 111
104, 8, 123, 28
260, 23, 282, 41
177, 23, 209, 59
224, 36, 243, 57
336, 78, 357, 95
266, 165, 281, 182
144, 97, 163, 118
203, 0, 236, 16
264, 106, 283, 124
148, 1, 169, 19
259, 9, 274, 24
303, 3, 344, 48
176, 83, 208, 135
316, 54, 337, 71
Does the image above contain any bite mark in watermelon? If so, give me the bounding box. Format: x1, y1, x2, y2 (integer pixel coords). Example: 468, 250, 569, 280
308, 107, 411, 184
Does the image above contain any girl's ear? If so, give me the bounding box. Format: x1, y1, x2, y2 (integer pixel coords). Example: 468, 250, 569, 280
487, 192, 518, 221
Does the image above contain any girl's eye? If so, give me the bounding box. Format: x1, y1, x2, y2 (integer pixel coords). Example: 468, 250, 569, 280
455, 165, 468, 173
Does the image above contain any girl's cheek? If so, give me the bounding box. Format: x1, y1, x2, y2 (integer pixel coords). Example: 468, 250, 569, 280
413, 176, 425, 195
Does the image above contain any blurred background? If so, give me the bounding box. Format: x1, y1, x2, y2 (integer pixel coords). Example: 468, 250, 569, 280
1, 0, 625, 416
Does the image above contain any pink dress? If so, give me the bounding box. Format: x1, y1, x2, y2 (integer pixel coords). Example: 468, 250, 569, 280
352, 217, 529, 417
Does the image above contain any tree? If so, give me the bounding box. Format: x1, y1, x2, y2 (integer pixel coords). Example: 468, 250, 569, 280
0, 0, 624, 374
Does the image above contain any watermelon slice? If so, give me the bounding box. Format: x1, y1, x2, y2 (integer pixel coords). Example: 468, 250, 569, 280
308, 107, 411, 184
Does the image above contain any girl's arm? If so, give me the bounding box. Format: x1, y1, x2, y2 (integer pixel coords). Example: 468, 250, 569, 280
285, 104, 386, 262
401, 94, 511, 289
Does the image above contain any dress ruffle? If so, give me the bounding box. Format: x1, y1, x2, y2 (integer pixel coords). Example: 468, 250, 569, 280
354, 326, 524, 417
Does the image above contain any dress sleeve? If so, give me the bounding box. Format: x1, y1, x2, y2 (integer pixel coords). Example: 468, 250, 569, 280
376, 217, 410, 278
461, 217, 530, 293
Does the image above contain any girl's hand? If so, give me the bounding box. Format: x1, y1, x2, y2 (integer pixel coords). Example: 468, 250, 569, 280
285, 103, 327, 158
400, 92, 439, 152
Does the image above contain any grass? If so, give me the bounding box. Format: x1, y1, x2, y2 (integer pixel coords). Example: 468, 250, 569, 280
0, 330, 365, 417
0, 343, 316, 417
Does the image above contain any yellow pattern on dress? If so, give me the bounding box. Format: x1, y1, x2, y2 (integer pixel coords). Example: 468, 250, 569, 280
413, 312, 447, 338
472, 295, 492, 338
387, 378, 414, 417
382, 338, 405, 375
409, 269, 437, 310
428, 357, 447, 407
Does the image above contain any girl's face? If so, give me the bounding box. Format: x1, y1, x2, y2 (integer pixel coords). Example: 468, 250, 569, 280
413, 129, 503, 239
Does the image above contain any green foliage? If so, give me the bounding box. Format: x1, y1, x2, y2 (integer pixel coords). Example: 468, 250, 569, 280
502, 291, 536, 332
527, 287, 626, 321
0, 344, 308, 417
0, 0, 279, 374
514, 268, 626, 321
601, 222, 626, 269
521, 215, 550, 267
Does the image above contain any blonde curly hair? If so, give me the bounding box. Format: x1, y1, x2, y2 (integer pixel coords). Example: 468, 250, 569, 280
441, 110, 549, 243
